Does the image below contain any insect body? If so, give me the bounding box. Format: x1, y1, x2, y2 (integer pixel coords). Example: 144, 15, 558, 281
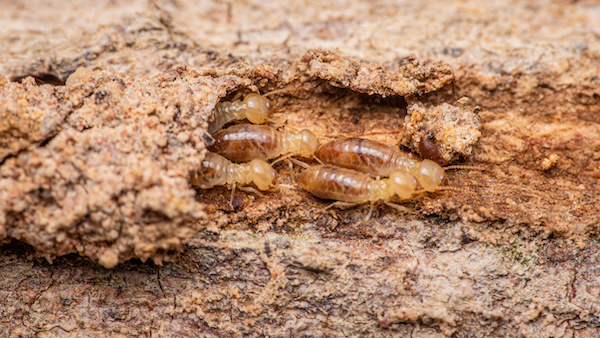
190, 152, 276, 191
209, 124, 319, 163
208, 93, 272, 134
298, 165, 417, 204
315, 138, 445, 192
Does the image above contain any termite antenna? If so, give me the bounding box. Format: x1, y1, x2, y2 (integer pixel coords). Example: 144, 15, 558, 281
435, 186, 470, 194
229, 183, 237, 209
443, 165, 485, 171
286, 157, 311, 169
271, 180, 283, 193
414, 186, 469, 194
266, 115, 286, 127
263, 88, 291, 97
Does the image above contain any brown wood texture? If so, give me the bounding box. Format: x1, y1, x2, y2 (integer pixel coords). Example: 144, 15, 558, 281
1, 1, 600, 336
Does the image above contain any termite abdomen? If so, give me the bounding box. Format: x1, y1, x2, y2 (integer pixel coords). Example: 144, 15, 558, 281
209, 124, 319, 163
191, 152, 228, 188
190, 152, 276, 191
315, 137, 418, 176
209, 124, 280, 162
299, 165, 372, 203
299, 165, 418, 204
315, 138, 398, 176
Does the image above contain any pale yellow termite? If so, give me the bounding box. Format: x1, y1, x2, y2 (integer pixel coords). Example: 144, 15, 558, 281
209, 124, 319, 163
208, 93, 272, 134
299, 165, 417, 204
315, 137, 478, 192
298, 162, 471, 222
190, 152, 277, 204
298, 165, 420, 221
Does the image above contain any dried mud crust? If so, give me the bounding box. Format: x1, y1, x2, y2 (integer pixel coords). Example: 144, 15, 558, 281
0, 8, 208, 82
292, 50, 455, 97
0, 65, 277, 268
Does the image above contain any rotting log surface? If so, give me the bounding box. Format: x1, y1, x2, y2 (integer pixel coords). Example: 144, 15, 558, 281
1, 1, 600, 337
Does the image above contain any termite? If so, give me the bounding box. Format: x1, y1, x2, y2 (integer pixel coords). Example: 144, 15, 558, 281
298, 165, 419, 220
190, 152, 277, 204
208, 93, 272, 134
315, 137, 476, 192
208, 124, 319, 163
418, 133, 447, 165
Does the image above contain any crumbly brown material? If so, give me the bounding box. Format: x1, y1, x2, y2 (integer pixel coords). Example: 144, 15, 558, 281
0, 66, 273, 268
291, 50, 454, 97
402, 100, 482, 164
0, 76, 70, 160
2, 2, 600, 337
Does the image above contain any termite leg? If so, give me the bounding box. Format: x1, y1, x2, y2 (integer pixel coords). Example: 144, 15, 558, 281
228, 184, 265, 209
270, 155, 287, 166
238, 186, 264, 197
364, 202, 375, 225
288, 157, 311, 169
273, 155, 311, 170
322, 201, 358, 223
312, 155, 324, 165
229, 183, 237, 209
384, 201, 412, 214
282, 158, 297, 184
323, 201, 358, 211
285, 158, 294, 171
230, 91, 243, 102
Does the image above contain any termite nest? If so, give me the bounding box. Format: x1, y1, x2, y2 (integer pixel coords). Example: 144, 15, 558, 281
195, 89, 481, 221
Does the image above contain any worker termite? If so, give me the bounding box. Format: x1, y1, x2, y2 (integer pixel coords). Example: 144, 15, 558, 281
208, 124, 319, 163
315, 137, 478, 192
190, 152, 277, 204
208, 93, 272, 134
298, 165, 419, 221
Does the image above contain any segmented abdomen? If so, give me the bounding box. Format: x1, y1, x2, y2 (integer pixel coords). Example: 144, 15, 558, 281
298, 165, 371, 203
190, 152, 230, 188
209, 124, 281, 162
316, 138, 404, 176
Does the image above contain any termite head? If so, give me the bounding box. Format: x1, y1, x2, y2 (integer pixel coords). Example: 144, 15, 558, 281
249, 159, 277, 190
390, 171, 418, 199
298, 129, 319, 157
418, 134, 448, 165
415, 159, 446, 192
244, 93, 271, 124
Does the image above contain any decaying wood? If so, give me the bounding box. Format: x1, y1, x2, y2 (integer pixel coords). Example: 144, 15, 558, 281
1, 1, 600, 336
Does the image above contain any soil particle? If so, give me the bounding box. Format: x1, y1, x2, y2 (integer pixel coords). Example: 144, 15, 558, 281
402, 100, 482, 164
